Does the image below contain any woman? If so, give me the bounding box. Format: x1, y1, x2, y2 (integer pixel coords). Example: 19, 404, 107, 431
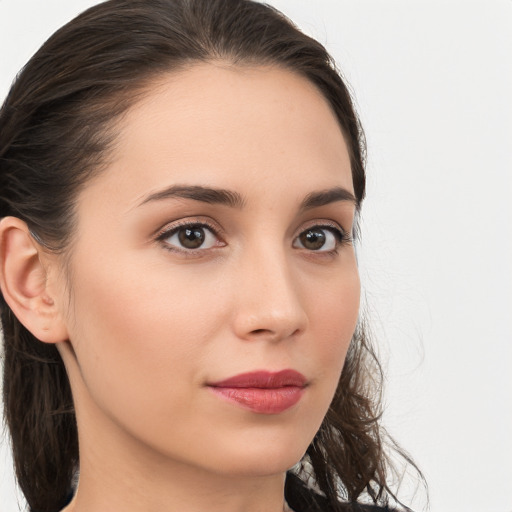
0, 1, 419, 511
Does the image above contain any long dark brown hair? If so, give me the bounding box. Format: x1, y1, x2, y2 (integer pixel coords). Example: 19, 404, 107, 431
0, 1, 420, 511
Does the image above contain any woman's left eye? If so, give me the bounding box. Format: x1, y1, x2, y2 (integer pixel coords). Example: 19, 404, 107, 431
159, 223, 221, 251
293, 226, 345, 252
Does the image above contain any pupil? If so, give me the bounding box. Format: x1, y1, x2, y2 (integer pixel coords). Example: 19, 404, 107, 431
301, 229, 325, 250
178, 227, 205, 249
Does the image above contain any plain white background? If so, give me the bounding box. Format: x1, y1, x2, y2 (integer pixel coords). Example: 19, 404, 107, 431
0, 1, 511, 511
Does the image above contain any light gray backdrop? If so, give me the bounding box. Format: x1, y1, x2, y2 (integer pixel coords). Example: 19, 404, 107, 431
1, 1, 511, 511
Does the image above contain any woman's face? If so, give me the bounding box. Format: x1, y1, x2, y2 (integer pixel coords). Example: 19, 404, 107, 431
55, 63, 360, 477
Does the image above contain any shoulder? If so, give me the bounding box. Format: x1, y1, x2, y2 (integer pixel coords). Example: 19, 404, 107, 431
285, 473, 397, 512
349, 506, 395, 512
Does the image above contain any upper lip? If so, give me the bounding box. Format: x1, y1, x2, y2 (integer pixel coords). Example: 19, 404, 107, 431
208, 370, 307, 389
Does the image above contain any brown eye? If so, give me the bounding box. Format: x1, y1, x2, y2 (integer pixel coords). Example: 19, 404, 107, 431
178, 227, 206, 249
293, 226, 342, 252
300, 229, 326, 250
161, 224, 219, 250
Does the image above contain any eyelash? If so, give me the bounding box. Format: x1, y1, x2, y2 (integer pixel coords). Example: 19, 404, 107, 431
155, 219, 352, 256
155, 219, 224, 256
293, 222, 352, 255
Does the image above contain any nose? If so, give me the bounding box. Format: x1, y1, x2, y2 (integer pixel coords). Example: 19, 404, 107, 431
230, 247, 308, 343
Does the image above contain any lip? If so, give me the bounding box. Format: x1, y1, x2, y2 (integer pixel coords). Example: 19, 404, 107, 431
207, 370, 307, 414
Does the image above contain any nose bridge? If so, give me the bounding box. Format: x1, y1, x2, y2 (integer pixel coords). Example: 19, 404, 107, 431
231, 236, 308, 341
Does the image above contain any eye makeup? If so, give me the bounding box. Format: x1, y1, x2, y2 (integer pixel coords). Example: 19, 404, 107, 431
154, 215, 352, 260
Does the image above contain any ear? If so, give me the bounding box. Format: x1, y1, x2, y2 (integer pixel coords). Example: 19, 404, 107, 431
0, 216, 69, 343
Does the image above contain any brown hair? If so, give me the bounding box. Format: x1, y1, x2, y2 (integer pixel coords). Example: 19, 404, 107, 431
0, 1, 420, 511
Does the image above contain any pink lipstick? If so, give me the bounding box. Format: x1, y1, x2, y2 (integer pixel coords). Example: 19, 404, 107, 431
207, 370, 307, 414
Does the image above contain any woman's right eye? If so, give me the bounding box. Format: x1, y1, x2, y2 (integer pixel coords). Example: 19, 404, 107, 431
158, 223, 222, 251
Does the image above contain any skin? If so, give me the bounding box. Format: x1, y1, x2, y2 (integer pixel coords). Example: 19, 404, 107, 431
1, 63, 360, 512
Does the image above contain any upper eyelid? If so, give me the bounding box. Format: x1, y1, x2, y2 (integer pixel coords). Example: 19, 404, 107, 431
153, 218, 351, 244
295, 219, 348, 237
155, 220, 225, 255
154, 217, 224, 240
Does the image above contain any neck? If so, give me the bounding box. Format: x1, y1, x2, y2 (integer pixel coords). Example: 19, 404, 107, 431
64, 392, 290, 512
68, 456, 289, 512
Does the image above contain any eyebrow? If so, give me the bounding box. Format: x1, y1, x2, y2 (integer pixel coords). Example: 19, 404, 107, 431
138, 184, 356, 210
138, 185, 245, 208
299, 187, 357, 211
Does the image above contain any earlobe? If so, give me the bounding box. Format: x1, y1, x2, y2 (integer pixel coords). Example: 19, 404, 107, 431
0, 216, 69, 344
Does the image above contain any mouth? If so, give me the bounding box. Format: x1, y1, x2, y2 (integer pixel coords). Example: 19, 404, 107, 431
207, 370, 307, 414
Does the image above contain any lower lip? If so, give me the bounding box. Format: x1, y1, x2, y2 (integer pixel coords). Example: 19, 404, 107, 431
208, 386, 304, 414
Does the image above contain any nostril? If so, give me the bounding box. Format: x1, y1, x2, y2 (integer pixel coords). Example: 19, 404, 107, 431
250, 329, 270, 335
248, 327, 302, 340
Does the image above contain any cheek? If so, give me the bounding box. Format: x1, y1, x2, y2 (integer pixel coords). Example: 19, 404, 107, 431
307, 265, 360, 398
308, 264, 360, 354
289, 260, 360, 411
63, 252, 227, 426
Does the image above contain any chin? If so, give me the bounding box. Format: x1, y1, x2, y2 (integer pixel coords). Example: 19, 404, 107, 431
201, 431, 311, 478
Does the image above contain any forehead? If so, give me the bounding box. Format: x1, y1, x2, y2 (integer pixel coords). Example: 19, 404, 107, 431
81, 63, 353, 211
